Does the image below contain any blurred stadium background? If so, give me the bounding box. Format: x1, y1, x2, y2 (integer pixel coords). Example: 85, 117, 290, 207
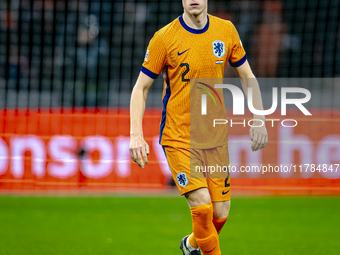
0, 0, 339, 193
0, 1, 340, 254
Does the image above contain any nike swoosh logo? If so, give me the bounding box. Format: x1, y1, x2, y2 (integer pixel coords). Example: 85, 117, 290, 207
222, 190, 230, 195
205, 247, 216, 253
177, 48, 190, 56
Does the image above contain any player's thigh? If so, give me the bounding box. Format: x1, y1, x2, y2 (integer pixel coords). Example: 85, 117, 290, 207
212, 200, 230, 219
163, 146, 207, 196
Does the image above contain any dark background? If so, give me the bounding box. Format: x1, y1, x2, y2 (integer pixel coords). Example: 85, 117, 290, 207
1, 0, 339, 108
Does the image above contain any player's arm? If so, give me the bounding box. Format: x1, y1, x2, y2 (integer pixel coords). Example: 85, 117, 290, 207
234, 60, 268, 151
130, 30, 166, 167
129, 72, 155, 168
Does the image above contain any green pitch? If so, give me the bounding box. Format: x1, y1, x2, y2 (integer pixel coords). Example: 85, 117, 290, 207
0, 195, 339, 255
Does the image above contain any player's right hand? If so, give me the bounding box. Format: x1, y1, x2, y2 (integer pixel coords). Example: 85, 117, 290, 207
129, 136, 149, 168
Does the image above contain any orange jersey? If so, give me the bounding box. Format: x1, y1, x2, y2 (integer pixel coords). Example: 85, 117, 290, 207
141, 14, 246, 149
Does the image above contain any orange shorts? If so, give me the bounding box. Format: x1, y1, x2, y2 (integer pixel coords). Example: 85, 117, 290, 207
163, 144, 231, 202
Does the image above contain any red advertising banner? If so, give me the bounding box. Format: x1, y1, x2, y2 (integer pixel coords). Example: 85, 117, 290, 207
0, 108, 339, 194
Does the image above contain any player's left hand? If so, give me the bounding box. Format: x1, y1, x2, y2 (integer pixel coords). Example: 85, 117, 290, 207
249, 123, 268, 151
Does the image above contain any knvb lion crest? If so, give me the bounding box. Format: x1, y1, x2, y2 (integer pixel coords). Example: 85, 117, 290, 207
212, 40, 225, 58
176, 172, 188, 187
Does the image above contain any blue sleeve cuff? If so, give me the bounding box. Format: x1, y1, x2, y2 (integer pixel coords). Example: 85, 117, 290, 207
229, 54, 247, 67
141, 66, 159, 79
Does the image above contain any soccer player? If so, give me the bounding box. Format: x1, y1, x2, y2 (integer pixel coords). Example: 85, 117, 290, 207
129, 0, 268, 254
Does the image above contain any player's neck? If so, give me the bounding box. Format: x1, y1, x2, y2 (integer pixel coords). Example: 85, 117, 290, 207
182, 11, 208, 30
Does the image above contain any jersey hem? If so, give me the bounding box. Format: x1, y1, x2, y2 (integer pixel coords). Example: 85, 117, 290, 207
160, 141, 228, 150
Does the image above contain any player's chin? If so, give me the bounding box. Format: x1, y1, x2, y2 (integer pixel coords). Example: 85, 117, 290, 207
187, 8, 204, 16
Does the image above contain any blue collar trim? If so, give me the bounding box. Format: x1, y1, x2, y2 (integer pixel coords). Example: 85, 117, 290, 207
179, 15, 209, 34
